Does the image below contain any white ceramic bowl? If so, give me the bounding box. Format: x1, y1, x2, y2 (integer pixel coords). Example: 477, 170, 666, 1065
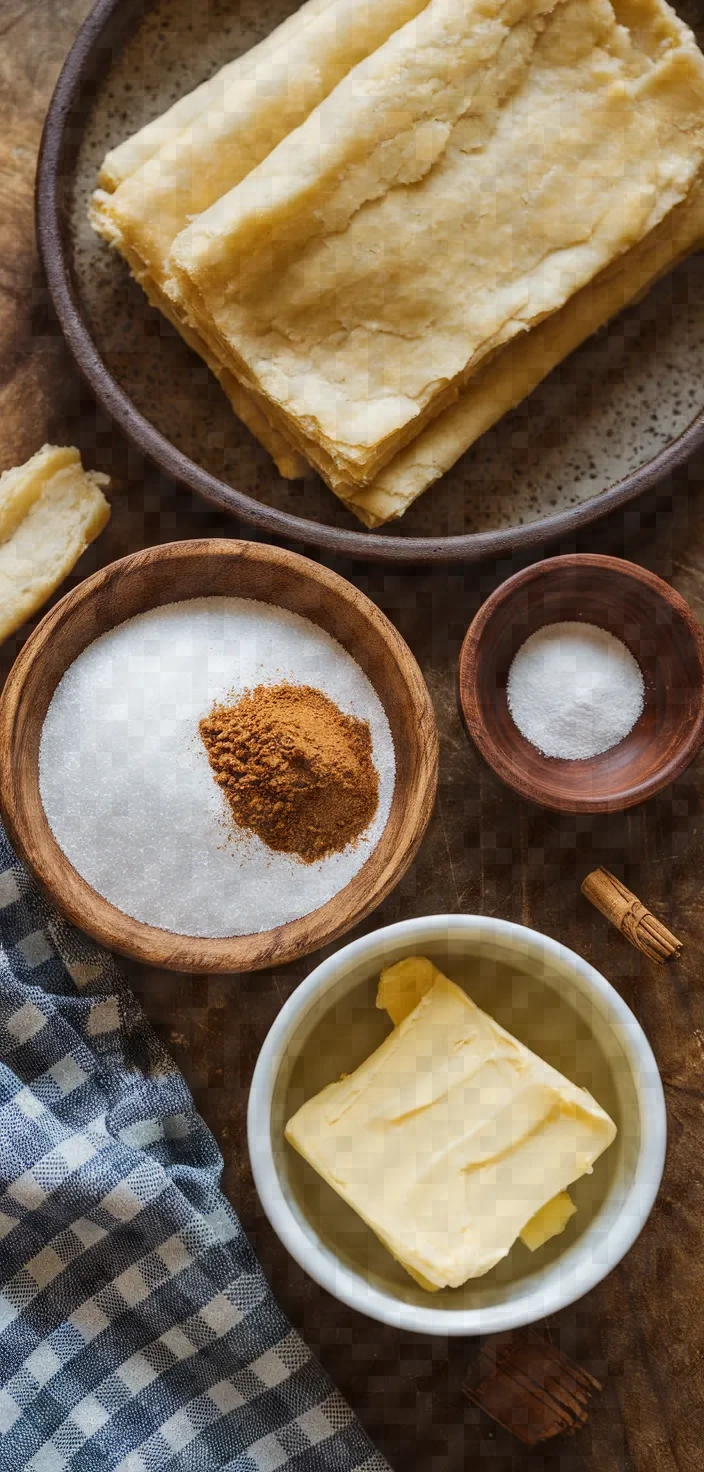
248, 915, 666, 1335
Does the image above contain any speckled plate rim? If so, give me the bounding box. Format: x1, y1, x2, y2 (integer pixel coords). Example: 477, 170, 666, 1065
36, 0, 704, 565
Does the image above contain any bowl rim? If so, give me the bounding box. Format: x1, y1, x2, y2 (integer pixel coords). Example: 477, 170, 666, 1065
35, 0, 704, 566
247, 913, 667, 1336
0, 539, 438, 974
458, 552, 704, 813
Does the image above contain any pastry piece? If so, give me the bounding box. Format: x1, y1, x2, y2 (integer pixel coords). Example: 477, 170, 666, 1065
213, 167, 704, 518
126, 263, 308, 480
285, 958, 616, 1290
343, 173, 704, 524
93, 0, 429, 292
91, 0, 431, 476
172, 0, 704, 489
0, 446, 110, 643
97, 0, 342, 192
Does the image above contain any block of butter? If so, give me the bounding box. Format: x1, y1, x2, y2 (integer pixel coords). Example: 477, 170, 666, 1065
285, 957, 616, 1291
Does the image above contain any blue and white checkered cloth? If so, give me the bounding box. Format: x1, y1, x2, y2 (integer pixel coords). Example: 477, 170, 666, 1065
0, 826, 389, 1472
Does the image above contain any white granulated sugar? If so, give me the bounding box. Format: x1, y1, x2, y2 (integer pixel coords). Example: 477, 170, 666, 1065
39, 598, 396, 937
506, 621, 645, 761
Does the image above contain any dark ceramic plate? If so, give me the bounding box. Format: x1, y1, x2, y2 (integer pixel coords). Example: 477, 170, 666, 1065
37, 0, 704, 563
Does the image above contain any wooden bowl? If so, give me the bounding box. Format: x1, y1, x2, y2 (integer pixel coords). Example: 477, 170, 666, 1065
35, 0, 704, 563
0, 540, 438, 972
458, 554, 704, 813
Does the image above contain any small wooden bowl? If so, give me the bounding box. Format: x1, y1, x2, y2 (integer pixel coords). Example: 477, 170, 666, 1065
0, 540, 438, 972
458, 554, 704, 813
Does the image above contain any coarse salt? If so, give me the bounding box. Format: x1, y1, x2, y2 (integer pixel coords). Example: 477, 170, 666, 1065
506, 621, 644, 760
38, 598, 395, 937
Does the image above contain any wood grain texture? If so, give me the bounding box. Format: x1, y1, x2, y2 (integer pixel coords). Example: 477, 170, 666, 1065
0, 539, 438, 971
458, 555, 704, 813
4, 4, 704, 1469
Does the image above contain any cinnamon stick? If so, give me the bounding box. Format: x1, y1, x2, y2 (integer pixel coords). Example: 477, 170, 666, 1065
581, 867, 682, 963
464, 1329, 602, 1446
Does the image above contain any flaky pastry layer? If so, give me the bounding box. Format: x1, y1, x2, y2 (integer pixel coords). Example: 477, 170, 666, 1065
171, 0, 704, 486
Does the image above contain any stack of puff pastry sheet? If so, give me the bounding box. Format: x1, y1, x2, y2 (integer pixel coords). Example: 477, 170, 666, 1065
92, 0, 704, 527
91, 0, 433, 481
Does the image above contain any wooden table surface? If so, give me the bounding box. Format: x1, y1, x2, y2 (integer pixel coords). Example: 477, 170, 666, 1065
4, 4, 704, 1467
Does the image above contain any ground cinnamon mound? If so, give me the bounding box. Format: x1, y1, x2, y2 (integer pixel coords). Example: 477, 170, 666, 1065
199, 682, 379, 863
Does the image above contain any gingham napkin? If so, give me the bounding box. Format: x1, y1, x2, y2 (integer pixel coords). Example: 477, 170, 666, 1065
0, 826, 389, 1472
